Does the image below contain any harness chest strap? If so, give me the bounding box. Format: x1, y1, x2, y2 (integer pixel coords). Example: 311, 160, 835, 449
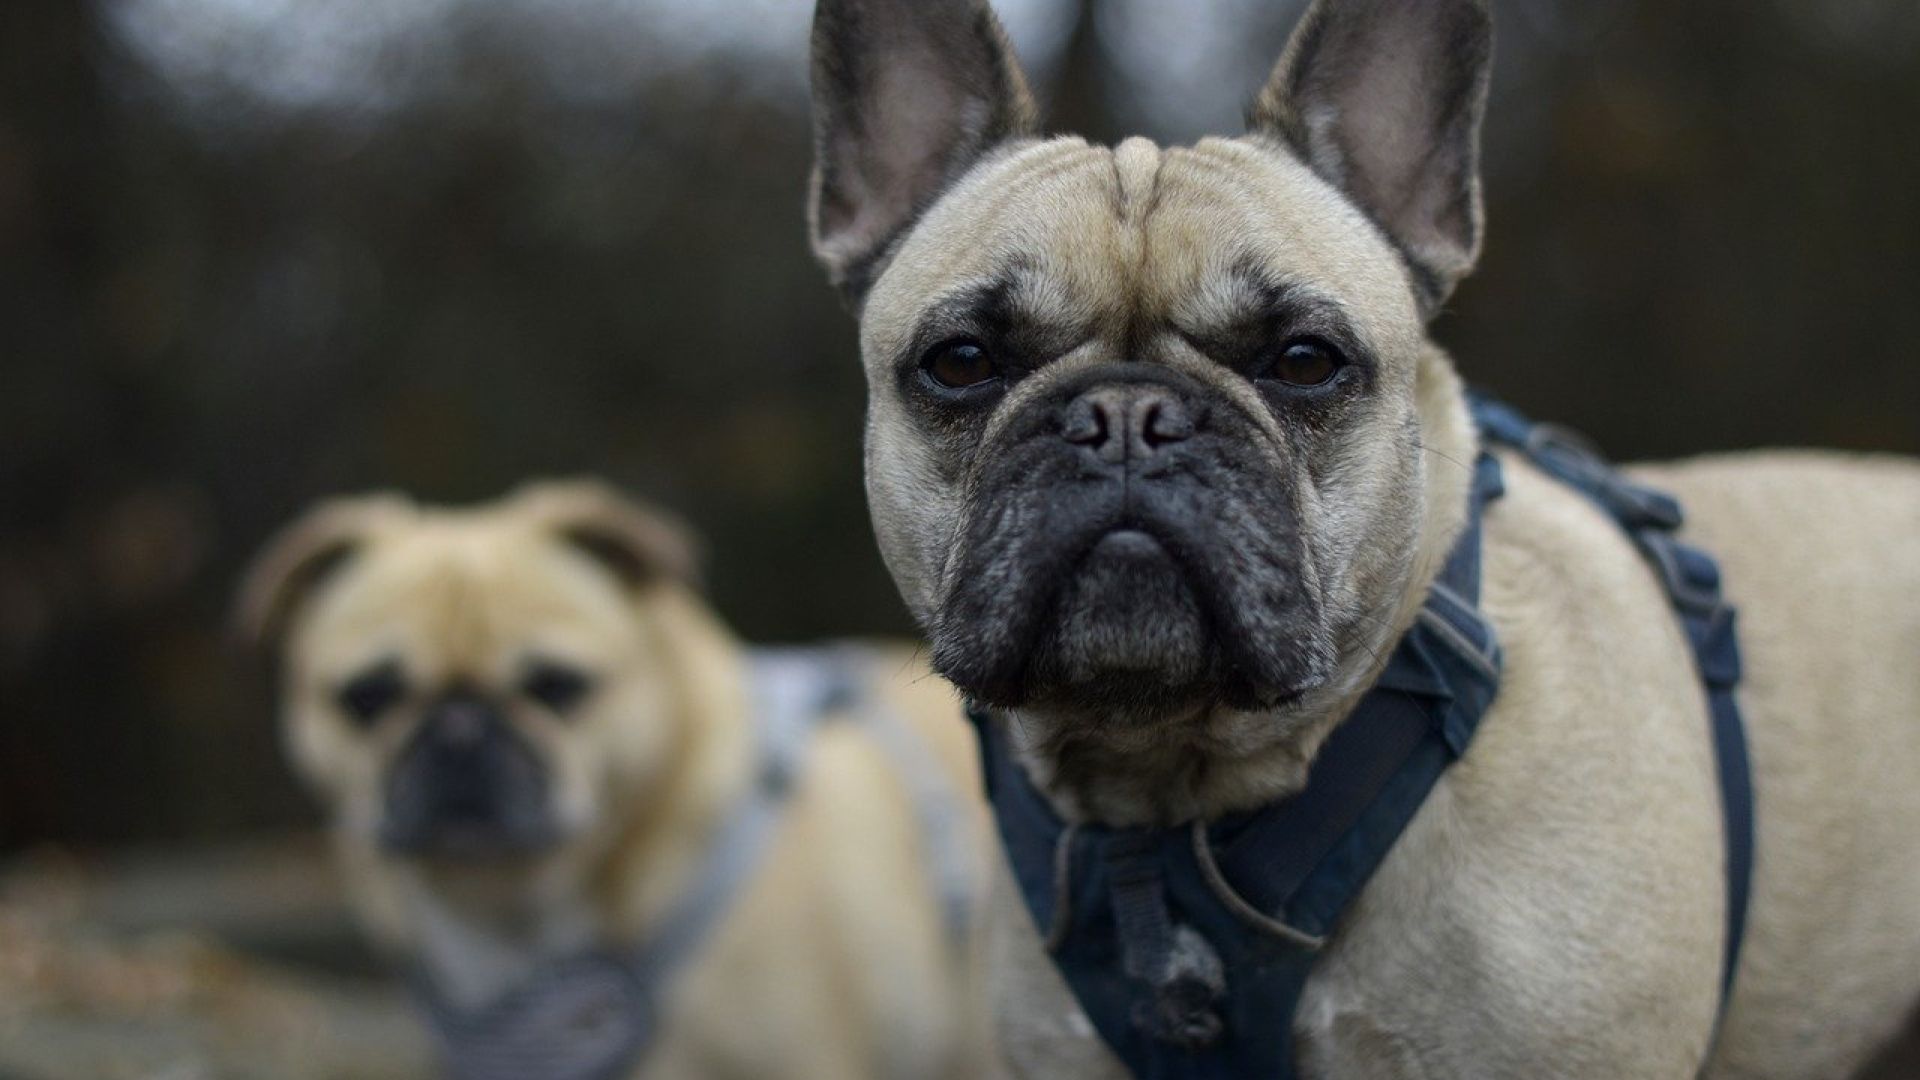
971, 395, 1755, 1079
972, 451, 1505, 1080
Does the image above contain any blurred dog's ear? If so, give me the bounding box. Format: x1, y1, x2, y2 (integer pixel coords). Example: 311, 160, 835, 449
237, 495, 412, 650
513, 481, 701, 591
1249, 0, 1494, 317
808, 0, 1038, 305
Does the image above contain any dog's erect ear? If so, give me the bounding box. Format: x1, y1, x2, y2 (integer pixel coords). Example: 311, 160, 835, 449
237, 495, 412, 650
1250, 0, 1493, 316
513, 481, 701, 592
808, 0, 1038, 304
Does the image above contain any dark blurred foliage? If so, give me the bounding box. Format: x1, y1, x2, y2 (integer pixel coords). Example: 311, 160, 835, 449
2, 0, 1916, 852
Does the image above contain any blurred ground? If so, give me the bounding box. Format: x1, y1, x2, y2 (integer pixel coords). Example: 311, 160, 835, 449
0, 839, 431, 1080
2, 836, 1915, 1079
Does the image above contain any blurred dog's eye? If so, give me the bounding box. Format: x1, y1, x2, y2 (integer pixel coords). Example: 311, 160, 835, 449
337, 662, 406, 728
921, 339, 1000, 390
522, 661, 593, 715
1258, 338, 1344, 388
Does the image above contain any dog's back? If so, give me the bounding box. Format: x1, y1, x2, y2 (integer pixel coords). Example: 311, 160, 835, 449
1631, 452, 1920, 1077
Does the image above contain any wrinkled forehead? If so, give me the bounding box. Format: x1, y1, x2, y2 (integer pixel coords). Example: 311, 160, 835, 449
862, 135, 1423, 361
291, 522, 641, 678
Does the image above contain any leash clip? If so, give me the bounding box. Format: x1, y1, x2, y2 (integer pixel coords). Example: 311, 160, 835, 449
1108, 838, 1228, 1050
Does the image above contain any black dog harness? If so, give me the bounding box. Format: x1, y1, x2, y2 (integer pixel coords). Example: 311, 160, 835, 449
970, 395, 1754, 1078
415, 648, 976, 1080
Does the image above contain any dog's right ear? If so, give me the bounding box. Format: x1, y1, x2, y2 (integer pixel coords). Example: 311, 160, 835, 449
511, 481, 702, 593
807, 0, 1038, 305
1249, 0, 1494, 317
236, 495, 411, 651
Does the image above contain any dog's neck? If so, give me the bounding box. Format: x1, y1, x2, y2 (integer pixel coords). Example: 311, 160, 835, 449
381, 593, 759, 1009
588, 594, 759, 933
399, 863, 601, 1009
1006, 354, 1480, 827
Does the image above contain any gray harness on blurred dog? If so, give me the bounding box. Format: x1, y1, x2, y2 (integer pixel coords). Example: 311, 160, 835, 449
413, 648, 974, 1080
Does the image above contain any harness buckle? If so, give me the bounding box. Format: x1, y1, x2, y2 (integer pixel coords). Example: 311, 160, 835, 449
1525, 423, 1685, 532
1634, 531, 1725, 619
1606, 481, 1686, 533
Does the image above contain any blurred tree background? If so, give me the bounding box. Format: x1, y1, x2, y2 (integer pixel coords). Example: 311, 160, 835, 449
3, 0, 1918, 854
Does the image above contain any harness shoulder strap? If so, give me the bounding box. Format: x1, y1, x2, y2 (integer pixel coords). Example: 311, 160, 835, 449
833, 648, 980, 945
1470, 393, 1754, 1009
634, 651, 827, 974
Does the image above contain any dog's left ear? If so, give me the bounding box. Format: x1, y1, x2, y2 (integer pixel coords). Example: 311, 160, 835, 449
237, 494, 413, 650
513, 481, 702, 592
1250, 0, 1494, 317
807, 0, 1038, 304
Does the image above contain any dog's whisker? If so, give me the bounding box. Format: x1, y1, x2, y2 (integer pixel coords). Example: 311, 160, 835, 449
1418, 441, 1475, 475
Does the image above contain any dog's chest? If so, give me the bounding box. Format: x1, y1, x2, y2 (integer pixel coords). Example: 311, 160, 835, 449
984, 875, 1420, 1080
985, 867, 1133, 1079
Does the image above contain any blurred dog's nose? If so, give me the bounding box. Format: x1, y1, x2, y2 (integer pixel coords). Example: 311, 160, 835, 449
1061, 384, 1196, 464
409, 696, 521, 812
428, 699, 493, 749
381, 691, 554, 856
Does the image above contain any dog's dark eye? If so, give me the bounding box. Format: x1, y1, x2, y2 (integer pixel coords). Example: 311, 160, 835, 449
1257, 338, 1344, 388
921, 339, 1000, 390
337, 662, 406, 728
521, 660, 593, 716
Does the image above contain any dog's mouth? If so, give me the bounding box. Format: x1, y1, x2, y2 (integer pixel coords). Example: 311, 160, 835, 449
931, 496, 1329, 716
1044, 526, 1211, 671
380, 816, 565, 862
377, 695, 567, 862
1024, 524, 1221, 717
379, 788, 566, 862
923, 365, 1335, 719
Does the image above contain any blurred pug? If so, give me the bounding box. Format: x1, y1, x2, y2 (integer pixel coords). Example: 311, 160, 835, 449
805, 0, 1920, 1077
240, 483, 991, 1080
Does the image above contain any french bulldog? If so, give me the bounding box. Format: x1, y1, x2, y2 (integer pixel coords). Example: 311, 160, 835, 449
240, 482, 993, 1079
804, 0, 1920, 1076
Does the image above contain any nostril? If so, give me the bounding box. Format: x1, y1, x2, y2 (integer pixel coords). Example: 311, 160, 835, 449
1061, 399, 1111, 447
1140, 398, 1195, 448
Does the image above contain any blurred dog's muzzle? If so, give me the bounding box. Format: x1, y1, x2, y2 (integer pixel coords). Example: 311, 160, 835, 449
380, 692, 558, 859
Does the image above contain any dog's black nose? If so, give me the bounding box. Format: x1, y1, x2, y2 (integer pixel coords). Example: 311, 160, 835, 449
1061, 384, 1196, 464
381, 692, 554, 857
425, 698, 495, 751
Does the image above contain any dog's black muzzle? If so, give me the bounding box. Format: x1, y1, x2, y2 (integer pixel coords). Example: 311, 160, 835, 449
380, 691, 557, 859
932, 364, 1326, 714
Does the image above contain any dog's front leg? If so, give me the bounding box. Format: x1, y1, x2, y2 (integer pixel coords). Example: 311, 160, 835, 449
981, 860, 1133, 1080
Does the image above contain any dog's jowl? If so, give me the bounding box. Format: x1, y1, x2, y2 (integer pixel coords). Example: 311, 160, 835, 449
241, 483, 994, 1080
806, 0, 1920, 1077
